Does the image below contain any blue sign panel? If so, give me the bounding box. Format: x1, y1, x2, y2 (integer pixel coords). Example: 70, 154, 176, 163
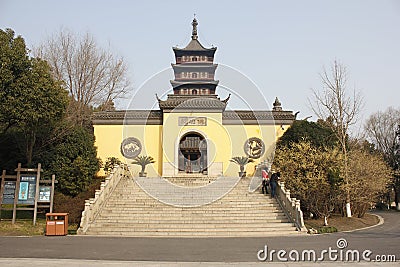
18, 175, 36, 205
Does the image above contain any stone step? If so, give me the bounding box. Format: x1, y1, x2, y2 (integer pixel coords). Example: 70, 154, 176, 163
103, 200, 278, 205
99, 207, 285, 212
83, 230, 300, 237
80, 175, 298, 237
86, 226, 296, 233
104, 202, 276, 206
96, 215, 288, 221
92, 218, 290, 223
89, 222, 294, 228
97, 211, 286, 217
96, 216, 288, 222
109, 200, 279, 206
112, 191, 262, 195
97, 210, 286, 216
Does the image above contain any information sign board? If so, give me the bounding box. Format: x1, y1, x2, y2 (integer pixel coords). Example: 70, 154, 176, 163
18, 175, 36, 204
38, 186, 51, 202
2, 181, 16, 204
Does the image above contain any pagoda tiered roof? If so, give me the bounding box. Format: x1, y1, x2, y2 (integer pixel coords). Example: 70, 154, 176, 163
173, 39, 216, 52
170, 80, 219, 88
171, 63, 218, 71
158, 95, 227, 112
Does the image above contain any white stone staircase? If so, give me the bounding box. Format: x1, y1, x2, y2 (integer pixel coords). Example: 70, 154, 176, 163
80, 172, 302, 237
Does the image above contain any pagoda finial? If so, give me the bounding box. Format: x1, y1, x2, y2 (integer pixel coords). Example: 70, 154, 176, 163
191, 15, 198, 40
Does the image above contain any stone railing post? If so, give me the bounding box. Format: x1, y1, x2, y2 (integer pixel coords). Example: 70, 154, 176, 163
275, 180, 307, 232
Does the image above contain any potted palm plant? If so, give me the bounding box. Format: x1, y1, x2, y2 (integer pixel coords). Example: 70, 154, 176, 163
132, 155, 155, 177
230, 156, 254, 177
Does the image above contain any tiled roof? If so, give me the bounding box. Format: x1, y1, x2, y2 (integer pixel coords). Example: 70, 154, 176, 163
222, 110, 295, 125
92, 110, 162, 125
158, 95, 227, 111
92, 109, 294, 126
170, 80, 219, 89
173, 39, 217, 52
172, 63, 218, 71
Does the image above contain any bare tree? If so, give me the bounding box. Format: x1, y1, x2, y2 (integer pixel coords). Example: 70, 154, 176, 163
35, 29, 130, 124
365, 107, 400, 210
365, 107, 400, 165
310, 60, 363, 217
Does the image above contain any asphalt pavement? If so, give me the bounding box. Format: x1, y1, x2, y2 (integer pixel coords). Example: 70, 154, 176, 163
0, 210, 398, 266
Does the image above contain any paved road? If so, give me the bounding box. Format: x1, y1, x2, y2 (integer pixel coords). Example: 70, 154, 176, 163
0, 210, 398, 266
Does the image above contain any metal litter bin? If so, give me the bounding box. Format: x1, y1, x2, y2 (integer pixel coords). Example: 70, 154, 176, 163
46, 213, 68, 236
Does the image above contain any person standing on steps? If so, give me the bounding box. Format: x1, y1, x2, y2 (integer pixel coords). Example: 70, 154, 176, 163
261, 167, 269, 195
270, 171, 280, 197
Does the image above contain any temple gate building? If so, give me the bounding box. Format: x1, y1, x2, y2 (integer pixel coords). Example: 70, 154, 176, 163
92, 18, 295, 177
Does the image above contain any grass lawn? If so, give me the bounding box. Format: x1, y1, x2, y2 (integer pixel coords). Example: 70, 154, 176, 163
0, 219, 46, 236
0, 210, 78, 236
305, 212, 380, 233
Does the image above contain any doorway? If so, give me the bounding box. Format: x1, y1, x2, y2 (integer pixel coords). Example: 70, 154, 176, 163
178, 133, 207, 173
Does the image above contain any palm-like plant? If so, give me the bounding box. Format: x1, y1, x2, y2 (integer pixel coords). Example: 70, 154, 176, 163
132, 155, 155, 177
230, 156, 254, 177
103, 157, 122, 174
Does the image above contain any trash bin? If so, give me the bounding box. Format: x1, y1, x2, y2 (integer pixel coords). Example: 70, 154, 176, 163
46, 213, 68, 236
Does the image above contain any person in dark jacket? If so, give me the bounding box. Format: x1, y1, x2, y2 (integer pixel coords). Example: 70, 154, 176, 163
270, 171, 280, 197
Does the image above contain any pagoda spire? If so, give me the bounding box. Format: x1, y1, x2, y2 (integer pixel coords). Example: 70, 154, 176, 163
191, 15, 198, 40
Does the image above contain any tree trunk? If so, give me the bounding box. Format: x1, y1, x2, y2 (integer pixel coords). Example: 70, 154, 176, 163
395, 186, 400, 211
343, 142, 352, 217
324, 216, 328, 226
25, 130, 36, 165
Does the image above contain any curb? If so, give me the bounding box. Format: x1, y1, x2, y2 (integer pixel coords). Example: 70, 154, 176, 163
342, 213, 384, 233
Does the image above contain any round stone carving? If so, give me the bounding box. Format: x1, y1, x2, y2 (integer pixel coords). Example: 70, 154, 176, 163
120, 137, 142, 159
244, 137, 265, 159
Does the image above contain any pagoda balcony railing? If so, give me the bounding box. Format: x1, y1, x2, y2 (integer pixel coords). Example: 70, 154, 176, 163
175, 77, 215, 81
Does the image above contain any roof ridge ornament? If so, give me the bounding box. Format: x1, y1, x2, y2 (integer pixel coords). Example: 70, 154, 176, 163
222, 93, 231, 103
273, 97, 282, 111
191, 15, 198, 40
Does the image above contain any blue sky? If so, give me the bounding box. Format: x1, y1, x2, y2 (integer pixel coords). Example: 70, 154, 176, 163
1, 0, 399, 131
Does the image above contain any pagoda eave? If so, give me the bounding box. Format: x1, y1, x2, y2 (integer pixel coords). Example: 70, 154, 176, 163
158, 95, 227, 112
173, 49, 216, 57
171, 63, 218, 71
170, 80, 219, 86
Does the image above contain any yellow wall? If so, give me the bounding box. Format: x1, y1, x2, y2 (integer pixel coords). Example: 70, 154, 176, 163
94, 113, 289, 177
94, 124, 162, 177
161, 112, 227, 176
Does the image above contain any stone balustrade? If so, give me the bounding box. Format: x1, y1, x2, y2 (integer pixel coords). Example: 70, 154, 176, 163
77, 165, 129, 234
275, 181, 307, 232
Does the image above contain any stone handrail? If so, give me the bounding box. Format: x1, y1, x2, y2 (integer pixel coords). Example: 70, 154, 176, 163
275, 181, 307, 232
77, 165, 129, 234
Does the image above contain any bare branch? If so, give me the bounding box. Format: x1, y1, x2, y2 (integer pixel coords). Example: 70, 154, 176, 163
34, 29, 131, 124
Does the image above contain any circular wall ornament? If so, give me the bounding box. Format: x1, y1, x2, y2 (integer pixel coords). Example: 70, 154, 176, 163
244, 137, 265, 159
120, 137, 142, 159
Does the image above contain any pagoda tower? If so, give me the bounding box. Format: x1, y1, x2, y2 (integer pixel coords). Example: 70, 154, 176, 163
158, 17, 228, 112
171, 17, 218, 95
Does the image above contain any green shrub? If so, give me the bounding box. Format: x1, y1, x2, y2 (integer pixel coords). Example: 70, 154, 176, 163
43, 125, 100, 196
318, 226, 338, 234
53, 178, 102, 225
